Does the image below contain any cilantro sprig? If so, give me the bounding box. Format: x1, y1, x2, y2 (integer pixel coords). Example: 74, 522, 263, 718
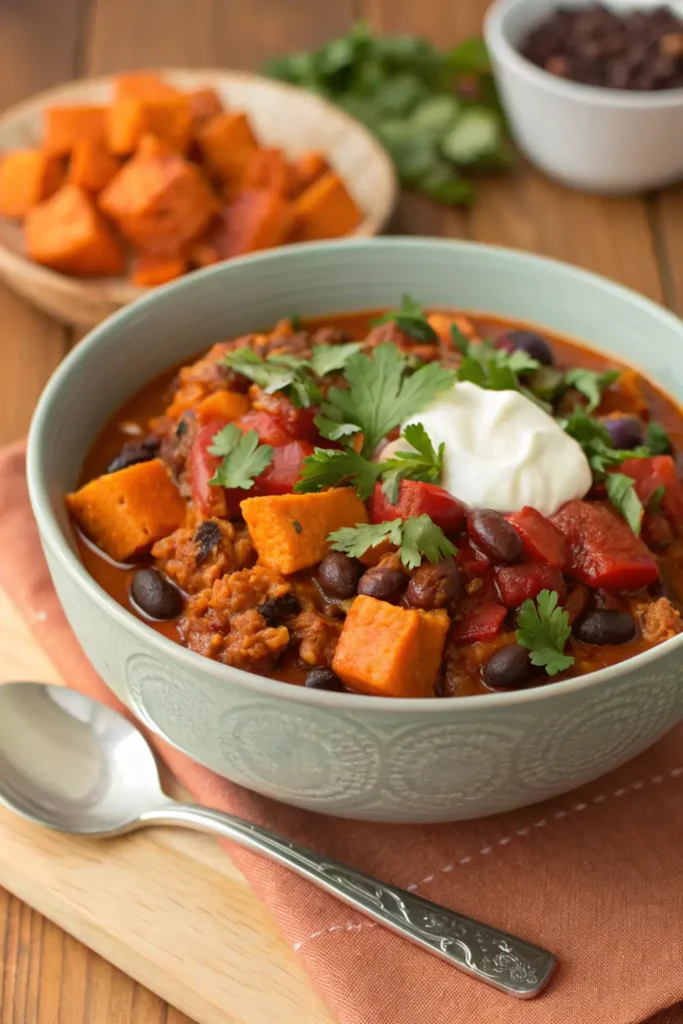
605, 473, 643, 535
328, 514, 457, 570
563, 367, 620, 413
449, 327, 548, 408
646, 422, 672, 455
317, 343, 456, 456
374, 294, 439, 343
208, 424, 273, 490
380, 423, 445, 501
516, 590, 575, 677
223, 342, 362, 409
562, 408, 648, 478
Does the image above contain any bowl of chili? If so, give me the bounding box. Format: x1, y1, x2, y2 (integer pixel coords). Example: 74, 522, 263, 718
27, 237, 683, 821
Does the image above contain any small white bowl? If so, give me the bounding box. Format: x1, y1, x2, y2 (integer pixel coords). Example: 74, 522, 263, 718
484, 0, 683, 193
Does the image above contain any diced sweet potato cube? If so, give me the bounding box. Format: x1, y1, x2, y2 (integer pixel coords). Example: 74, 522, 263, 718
26, 184, 125, 277
195, 390, 250, 425
289, 151, 330, 197
293, 171, 362, 241
197, 112, 258, 181
132, 254, 187, 287
68, 139, 120, 194
332, 596, 448, 698
107, 97, 192, 155
115, 72, 179, 101
66, 458, 186, 562
0, 150, 63, 217
44, 106, 107, 156
187, 87, 223, 126
99, 137, 216, 256
240, 488, 368, 575
242, 148, 292, 194
216, 190, 295, 257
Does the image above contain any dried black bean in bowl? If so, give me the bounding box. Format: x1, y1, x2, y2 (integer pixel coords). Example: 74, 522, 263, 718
520, 4, 683, 92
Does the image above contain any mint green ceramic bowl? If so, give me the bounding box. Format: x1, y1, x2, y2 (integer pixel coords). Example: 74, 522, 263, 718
27, 238, 683, 822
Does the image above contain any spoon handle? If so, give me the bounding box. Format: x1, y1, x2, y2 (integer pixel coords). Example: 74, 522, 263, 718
141, 802, 555, 997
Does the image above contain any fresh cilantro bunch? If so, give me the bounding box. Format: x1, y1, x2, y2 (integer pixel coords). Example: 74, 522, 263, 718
264, 23, 511, 207
328, 513, 457, 570
449, 326, 548, 407
295, 422, 445, 500
208, 424, 273, 489
563, 368, 620, 413
317, 342, 456, 457
223, 342, 362, 409
374, 294, 439, 343
516, 590, 575, 676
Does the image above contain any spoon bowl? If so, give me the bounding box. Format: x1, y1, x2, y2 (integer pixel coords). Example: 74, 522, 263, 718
0, 682, 167, 835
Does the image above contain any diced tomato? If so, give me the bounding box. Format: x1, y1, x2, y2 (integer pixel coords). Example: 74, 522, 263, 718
237, 410, 291, 446
551, 499, 658, 590
457, 538, 491, 577
449, 601, 508, 644
190, 419, 228, 518
370, 480, 467, 533
506, 506, 568, 569
250, 392, 326, 445
618, 455, 683, 527
495, 562, 566, 609
250, 439, 314, 496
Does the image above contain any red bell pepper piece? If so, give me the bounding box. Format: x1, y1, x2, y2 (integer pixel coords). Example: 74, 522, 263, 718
250, 439, 314, 496
551, 499, 658, 590
457, 537, 491, 577
495, 562, 567, 609
618, 455, 683, 527
190, 419, 229, 518
449, 601, 508, 644
370, 480, 467, 533
237, 410, 291, 446
506, 506, 568, 569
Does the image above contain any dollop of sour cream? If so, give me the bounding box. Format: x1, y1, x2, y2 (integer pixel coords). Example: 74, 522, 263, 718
389, 381, 592, 516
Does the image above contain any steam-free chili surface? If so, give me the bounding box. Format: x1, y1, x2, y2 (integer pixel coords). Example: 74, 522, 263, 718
72, 309, 683, 697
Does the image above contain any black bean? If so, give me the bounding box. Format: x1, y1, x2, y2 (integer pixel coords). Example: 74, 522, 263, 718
131, 568, 183, 620
497, 329, 553, 366
106, 436, 160, 474
318, 552, 364, 599
482, 645, 532, 690
575, 609, 636, 645
305, 668, 344, 691
193, 520, 223, 565
467, 510, 522, 564
357, 565, 407, 601
406, 560, 461, 610
258, 593, 301, 627
603, 416, 644, 450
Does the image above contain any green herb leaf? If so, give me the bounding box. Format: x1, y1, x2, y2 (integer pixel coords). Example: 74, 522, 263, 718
447, 37, 492, 75
208, 424, 273, 490
294, 447, 383, 500
309, 341, 364, 378
646, 422, 672, 456
328, 513, 457, 569
380, 422, 445, 502
441, 106, 504, 166
516, 590, 575, 677
375, 293, 439, 342
647, 484, 666, 513
606, 472, 643, 535
453, 334, 541, 393
318, 343, 456, 457
289, 313, 303, 331
564, 367, 620, 413
561, 407, 649, 479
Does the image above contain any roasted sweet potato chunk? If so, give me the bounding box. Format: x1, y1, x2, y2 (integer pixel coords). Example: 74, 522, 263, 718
196, 112, 258, 181
68, 139, 120, 194
26, 184, 125, 277
132, 254, 187, 286
107, 97, 192, 154
115, 72, 180, 101
187, 87, 224, 126
292, 171, 362, 240
0, 150, 63, 217
44, 105, 107, 156
215, 189, 295, 257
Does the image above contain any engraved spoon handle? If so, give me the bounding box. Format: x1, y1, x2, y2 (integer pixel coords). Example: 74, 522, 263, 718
140, 802, 556, 998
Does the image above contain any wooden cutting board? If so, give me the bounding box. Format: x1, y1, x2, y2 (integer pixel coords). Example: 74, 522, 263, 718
0, 585, 335, 1024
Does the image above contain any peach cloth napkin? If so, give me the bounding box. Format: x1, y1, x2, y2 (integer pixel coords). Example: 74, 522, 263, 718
2, 438, 683, 1024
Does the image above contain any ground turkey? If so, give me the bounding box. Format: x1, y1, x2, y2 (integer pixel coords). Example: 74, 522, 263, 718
152, 518, 253, 594
633, 596, 683, 644
177, 565, 296, 670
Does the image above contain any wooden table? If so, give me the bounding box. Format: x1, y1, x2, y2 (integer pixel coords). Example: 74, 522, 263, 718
1, 1, 683, 1022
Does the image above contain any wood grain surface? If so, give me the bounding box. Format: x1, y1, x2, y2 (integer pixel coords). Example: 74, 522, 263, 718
0, 0, 682, 1022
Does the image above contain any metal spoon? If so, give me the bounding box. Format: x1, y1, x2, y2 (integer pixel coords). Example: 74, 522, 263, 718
0, 682, 556, 997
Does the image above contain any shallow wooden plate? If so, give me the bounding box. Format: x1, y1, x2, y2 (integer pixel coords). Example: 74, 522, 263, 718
0, 69, 398, 327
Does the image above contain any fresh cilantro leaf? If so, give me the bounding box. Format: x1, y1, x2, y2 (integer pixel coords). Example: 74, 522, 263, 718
452, 333, 541, 398
516, 590, 575, 677
208, 424, 273, 490
606, 472, 643, 535
224, 348, 302, 395
381, 422, 445, 502
562, 407, 648, 479
289, 313, 303, 330
564, 367, 620, 413
328, 514, 457, 569
375, 294, 439, 343
313, 416, 360, 441
647, 484, 666, 513
318, 343, 456, 457
646, 422, 672, 456
449, 323, 470, 356
309, 342, 363, 378
294, 447, 383, 500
